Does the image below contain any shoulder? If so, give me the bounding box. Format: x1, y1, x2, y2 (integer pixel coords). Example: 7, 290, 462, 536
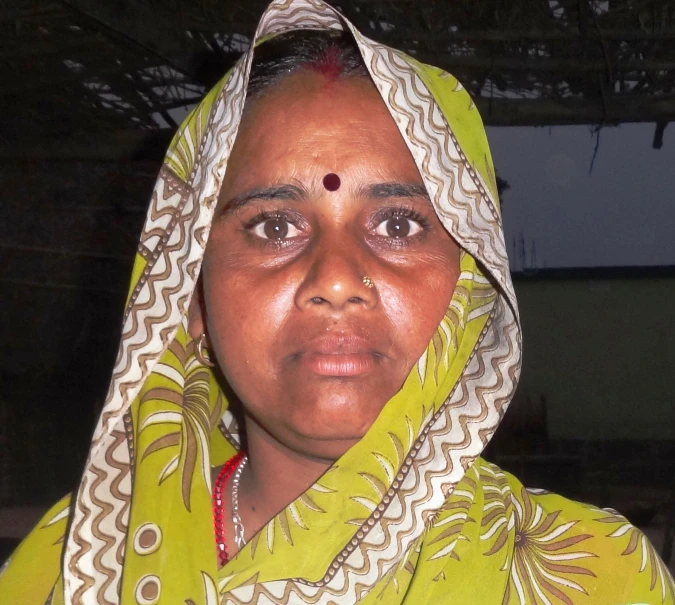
476, 459, 675, 604
0, 494, 71, 604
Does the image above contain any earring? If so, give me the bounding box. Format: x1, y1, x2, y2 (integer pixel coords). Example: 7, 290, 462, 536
195, 333, 216, 367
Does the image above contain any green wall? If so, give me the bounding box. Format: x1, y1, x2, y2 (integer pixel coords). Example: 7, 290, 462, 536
513, 275, 675, 440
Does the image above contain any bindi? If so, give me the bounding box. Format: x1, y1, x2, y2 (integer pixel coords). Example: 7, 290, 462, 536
322, 173, 341, 191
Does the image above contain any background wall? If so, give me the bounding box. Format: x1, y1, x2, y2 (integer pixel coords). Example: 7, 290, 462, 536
513, 272, 675, 441
0, 160, 152, 505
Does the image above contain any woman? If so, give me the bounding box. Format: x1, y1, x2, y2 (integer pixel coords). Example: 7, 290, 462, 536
2, 0, 673, 603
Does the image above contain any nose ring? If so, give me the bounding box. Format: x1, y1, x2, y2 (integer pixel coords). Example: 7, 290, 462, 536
362, 276, 374, 289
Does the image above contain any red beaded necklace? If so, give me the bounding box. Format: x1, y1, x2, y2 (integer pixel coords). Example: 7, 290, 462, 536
213, 450, 246, 566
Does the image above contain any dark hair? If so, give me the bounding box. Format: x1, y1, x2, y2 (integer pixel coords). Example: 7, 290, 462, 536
246, 30, 369, 99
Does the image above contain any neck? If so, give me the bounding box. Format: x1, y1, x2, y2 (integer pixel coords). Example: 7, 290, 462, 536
238, 418, 332, 535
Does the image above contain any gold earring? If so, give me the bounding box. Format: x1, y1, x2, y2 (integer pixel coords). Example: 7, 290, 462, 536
195, 333, 216, 367
362, 276, 374, 289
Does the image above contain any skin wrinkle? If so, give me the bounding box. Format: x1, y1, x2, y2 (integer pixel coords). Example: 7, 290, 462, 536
189, 71, 461, 556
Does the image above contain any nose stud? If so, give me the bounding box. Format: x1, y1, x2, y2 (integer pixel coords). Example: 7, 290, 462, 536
362, 276, 374, 289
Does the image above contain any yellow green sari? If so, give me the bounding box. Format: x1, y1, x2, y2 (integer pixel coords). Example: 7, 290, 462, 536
2, 1, 673, 603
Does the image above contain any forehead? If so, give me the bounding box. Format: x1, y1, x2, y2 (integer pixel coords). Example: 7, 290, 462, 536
223, 72, 421, 186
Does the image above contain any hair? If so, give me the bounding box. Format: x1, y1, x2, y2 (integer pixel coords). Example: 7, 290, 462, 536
246, 30, 370, 100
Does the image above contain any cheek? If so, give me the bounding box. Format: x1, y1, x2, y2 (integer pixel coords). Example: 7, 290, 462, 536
202, 263, 297, 366
382, 260, 459, 361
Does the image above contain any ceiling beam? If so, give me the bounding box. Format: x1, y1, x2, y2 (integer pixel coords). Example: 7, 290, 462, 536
59, 0, 201, 78
423, 55, 675, 74
2, 93, 674, 162
382, 28, 675, 42
476, 95, 675, 127
0, 130, 173, 161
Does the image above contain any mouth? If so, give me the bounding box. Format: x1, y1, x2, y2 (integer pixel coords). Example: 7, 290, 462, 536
292, 334, 382, 377
299, 352, 378, 377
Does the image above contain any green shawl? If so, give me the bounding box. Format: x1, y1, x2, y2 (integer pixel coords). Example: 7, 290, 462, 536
1, 1, 673, 603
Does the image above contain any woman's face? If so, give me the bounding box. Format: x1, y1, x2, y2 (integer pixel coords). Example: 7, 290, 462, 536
190, 71, 461, 461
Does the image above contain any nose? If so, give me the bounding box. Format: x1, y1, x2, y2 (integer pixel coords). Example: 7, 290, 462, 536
295, 237, 377, 312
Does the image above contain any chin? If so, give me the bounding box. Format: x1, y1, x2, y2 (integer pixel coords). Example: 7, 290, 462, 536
242, 384, 392, 461
283, 431, 364, 463
282, 410, 379, 459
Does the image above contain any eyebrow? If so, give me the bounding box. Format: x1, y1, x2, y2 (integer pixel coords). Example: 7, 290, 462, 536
361, 182, 430, 200
220, 184, 306, 214
219, 180, 430, 215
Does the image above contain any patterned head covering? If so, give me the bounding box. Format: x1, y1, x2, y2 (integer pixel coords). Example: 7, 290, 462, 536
2, 1, 672, 604
60, 2, 520, 602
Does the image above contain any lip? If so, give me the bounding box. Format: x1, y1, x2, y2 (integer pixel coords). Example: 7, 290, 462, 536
294, 334, 380, 377
300, 352, 376, 376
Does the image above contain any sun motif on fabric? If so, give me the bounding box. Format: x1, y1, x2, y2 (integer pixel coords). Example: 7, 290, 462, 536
138, 338, 223, 511
480, 462, 515, 568
503, 487, 596, 605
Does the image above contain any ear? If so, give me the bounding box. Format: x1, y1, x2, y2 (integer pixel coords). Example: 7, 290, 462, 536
188, 279, 206, 340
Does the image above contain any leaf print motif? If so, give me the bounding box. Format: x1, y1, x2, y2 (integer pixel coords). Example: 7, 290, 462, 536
360, 472, 387, 500
201, 571, 219, 605
373, 452, 396, 484
427, 499, 473, 561
350, 494, 378, 514
431, 315, 455, 384
346, 432, 408, 527
277, 488, 327, 546
389, 431, 406, 467
376, 535, 422, 598
139, 339, 223, 511
350, 470, 386, 516
163, 82, 221, 182
480, 463, 514, 569
593, 508, 675, 603
249, 486, 329, 556
426, 467, 479, 562
41, 500, 71, 529
504, 487, 597, 605
39, 496, 72, 546
415, 263, 497, 387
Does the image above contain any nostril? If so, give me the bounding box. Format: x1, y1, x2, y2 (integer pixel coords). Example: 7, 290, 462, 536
348, 296, 363, 304
310, 296, 325, 305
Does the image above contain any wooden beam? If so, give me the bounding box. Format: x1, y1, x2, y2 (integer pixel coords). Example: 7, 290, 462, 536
186, 18, 675, 42
0, 61, 155, 98
0, 131, 173, 161
392, 28, 675, 42
2, 92, 674, 162
0, 277, 121, 294
0, 2, 64, 23
0, 243, 133, 261
59, 0, 201, 78
476, 95, 675, 126
0, 34, 101, 59
421, 55, 675, 73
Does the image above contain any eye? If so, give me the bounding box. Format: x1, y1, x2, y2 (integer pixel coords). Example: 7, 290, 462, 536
251, 217, 302, 240
374, 216, 423, 238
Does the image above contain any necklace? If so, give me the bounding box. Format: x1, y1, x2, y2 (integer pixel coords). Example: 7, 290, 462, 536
213, 451, 247, 566
231, 455, 248, 548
